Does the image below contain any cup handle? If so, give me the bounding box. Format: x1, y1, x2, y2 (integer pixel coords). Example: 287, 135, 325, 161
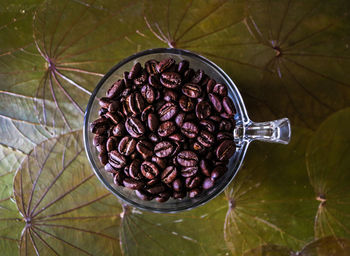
243, 118, 291, 144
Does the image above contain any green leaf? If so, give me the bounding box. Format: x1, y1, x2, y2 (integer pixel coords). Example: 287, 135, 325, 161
300, 236, 350, 256
223, 128, 317, 255
306, 108, 350, 239
13, 131, 123, 255
120, 194, 229, 256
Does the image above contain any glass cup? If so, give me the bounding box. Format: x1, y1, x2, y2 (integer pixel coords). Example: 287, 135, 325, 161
84, 48, 291, 213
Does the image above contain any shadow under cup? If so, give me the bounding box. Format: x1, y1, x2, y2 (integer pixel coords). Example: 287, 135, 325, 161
84, 48, 250, 213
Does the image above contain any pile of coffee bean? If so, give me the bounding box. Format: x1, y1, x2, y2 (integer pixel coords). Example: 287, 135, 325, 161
90, 58, 236, 202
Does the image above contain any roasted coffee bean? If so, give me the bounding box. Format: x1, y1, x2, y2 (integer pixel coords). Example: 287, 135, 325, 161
192, 141, 204, 152
141, 161, 159, 179
220, 112, 232, 119
177, 151, 198, 167
185, 112, 196, 121
136, 140, 153, 159
216, 140, 236, 161
147, 178, 159, 187
199, 119, 216, 133
209, 93, 222, 112
107, 80, 124, 98
96, 143, 107, 153
182, 83, 202, 98
177, 60, 189, 74
209, 115, 222, 123
141, 84, 155, 103
173, 178, 183, 192
171, 141, 182, 157
211, 165, 227, 180
118, 136, 136, 156
219, 119, 234, 131
202, 177, 214, 190
213, 83, 228, 96
161, 166, 178, 184
189, 188, 201, 198
147, 113, 159, 132
173, 191, 186, 199
197, 130, 215, 147
160, 72, 182, 88
106, 136, 119, 152
112, 123, 125, 137
99, 97, 114, 108
168, 133, 185, 142
183, 68, 195, 82
145, 59, 158, 74
179, 95, 195, 112
134, 70, 148, 85
185, 176, 201, 189
105, 112, 120, 124
158, 102, 178, 121
129, 159, 142, 180
121, 88, 132, 98
146, 184, 166, 194
191, 69, 204, 84
200, 74, 209, 86
181, 166, 198, 177
158, 121, 176, 137
104, 163, 116, 173
156, 58, 175, 73
114, 172, 124, 186
108, 101, 119, 113
206, 79, 216, 93
163, 89, 178, 102
181, 122, 199, 139
109, 150, 127, 169
125, 117, 145, 138
140, 105, 153, 121
126, 92, 145, 116
90, 117, 109, 134
199, 159, 211, 177
175, 112, 186, 127
222, 96, 235, 116
152, 156, 167, 169
128, 62, 142, 79
217, 131, 233, 141
123, 177, 144, 190
98, 108, 108, 116
155, 191, 171, 202
98, 152, 108, 165
148, 74, 161, 88
149, 133, 159, 142
154, 141, 174, 158
135, 190, 153, 200
195, 101, 211, 119
93, 135, 106, 147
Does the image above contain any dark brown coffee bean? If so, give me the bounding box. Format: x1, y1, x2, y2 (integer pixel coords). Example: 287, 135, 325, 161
145, 59, 158, 74
154, 141, 174, 158
216, 140, 236, 161
195, 101, 211, 119
183, 68, 195, 82
185, 176, 201, 189
118, 136, 136, 156
126, 92, 145, 116
191, 69, 204, 84
106, 136, 119, 152
182, 83, 202, 98
112, 123, 125, 137
105, 111, 120, 124
133, 70, 148, 85
217, 131, 233, 141
202, 177, 214, 190
189, 188, 201, 198
108, 101, 119, 113
147, 113, 158, 132
123, 177, 144, 190
96, 143, 107, 153
199, 159, 211, 177
158, 121, 176, 137
136, 140, 153, 159
155, 191, 171, 202
197, 130, 215, 147
220, 112, 232, 119
160, 72, 182, 88
177, 151, 198, 167
175, 112, 186, 127
173, 191, 186, 199
156, 58, 175, 73
148, 74, 162, 88
158, 102, 178, 121
152, 156, 167, 169
98, 108, 108, 116
129, 159, 142, 180
113, 172, 124, 186
181, 166, 198, 178
163, 89, 178, 102
146, 183, 166, 194
121, 88, 132, 98
179, 95, 195, 112
107, 79, 124, 98
93, 135, 106, 147
199, 119, 216, 133
177, 60, 189, 74
128, 62, 142, 79
209, 115, 222, 123
98, 152, 108, 165
99, 97, 114, 109
125, 117, 145, 138
181, 122, 199, 139
90, 117, 109, 134
192, 141, 204, 152
147, 178, 159, 187
200, 74, 210, 87
185, 112, 196, 121
104, 163, 116, 173
206, 79, 216, 93
171, 141, 182, 157
211, 165, 227, 180
141, 84, 155, 103
141, 161, 159, 179
135, 190, 153, 200
168, 133, 185, 142
109, 150, 127, 169
148, 133, 159, 142
161, 166, 178, 184
222, 96, 235, 116
219, 120, 234, 131
172, 178, 183, 192
213, 83, 228, 96
209, 93, 222, 113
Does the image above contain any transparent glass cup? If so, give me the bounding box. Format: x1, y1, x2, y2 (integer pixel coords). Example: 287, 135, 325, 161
84, 48, 291, 213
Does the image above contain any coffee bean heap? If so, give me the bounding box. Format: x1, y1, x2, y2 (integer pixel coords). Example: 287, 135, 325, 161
90, 58, 236, 202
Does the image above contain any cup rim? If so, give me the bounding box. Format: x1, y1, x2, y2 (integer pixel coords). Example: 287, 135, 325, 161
84, 48, 249, 213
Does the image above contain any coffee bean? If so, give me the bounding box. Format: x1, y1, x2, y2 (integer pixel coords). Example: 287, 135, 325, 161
125, 117, 145, 138
182, 83, 202, 98
148, 74, 162, 88
196, 101, 211, 119
126, 92, 145, 116
141, 84, 155, 103
105, 112, 120, 124
109, 150, 127, 169
107, 103, 119, 115
197, 130, 215, 147
222, 96, 235, 116
160, 72, 182, 88
141, 161, 159, 179
183, 68, 195, 82
148, 133, 159, 142
107, 80, 124, 98
206, 79, 216, 93
185, 176, 201, 189
152, 156, 167, 169
136, 140, 153, 159
217, 131, 233, 141
135, 190, 153, 200
93, 135, 106, 147
179, 95, 195, 112
90, 117, 109, 134
129, 159, 142, 180
154, 141, 174, 158
175, 112, 186, 127
112, 123, 125, 137
147, 113, 159, 132
199, 119, 216, 133
104, 163, 116, 173
96, 143, 107, 153
177, 60, 189, 74
211, 165, 227, 180
113, 172, 124, 185
98, 108, 108, 116
202, 177, 214, 190
181, 166, 198, 177
99, 97, 114, 109
147, 178, 159, 187
133, 70, 148, 85
209, 93, 222, 113
158, 121, 176, 137
145, 59, 158, 74
168, 133, 185, 142
128, 62, 142, 79
209, 115, 222, 123
98, 152, 108, 165
161, 166, 178, 184
200, 74, 210, 86
173, 178, 183, 192
219, 120, 233, 131
106, 136, 119, 152
118, 136, 136, 156
158, 102, 178, 121
181, 122, 199, 139
192, 141, 204, 152
157, 58, 175, 73
216, 140, 236, 161
163, 89, 178, 102
177, 151, 198, 167
191, 69, 204, 84
189, 188, 201, 198
213, 83, 228, 96
173, 191, 186, 199
146, 183, 166, 194
155, 191, 171, 202
123, 177, 144, 190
